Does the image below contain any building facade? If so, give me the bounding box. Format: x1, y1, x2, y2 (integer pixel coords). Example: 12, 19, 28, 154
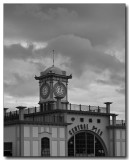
4, 65, 126, 157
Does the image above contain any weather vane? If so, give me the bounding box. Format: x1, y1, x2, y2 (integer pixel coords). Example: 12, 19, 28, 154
52, 50, 55, 67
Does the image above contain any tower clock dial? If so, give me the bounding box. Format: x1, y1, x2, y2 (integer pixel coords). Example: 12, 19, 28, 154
40, 83, 50, 99
54, 82, 66, 98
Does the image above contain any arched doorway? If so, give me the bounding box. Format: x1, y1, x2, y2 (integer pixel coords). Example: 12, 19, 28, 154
68, 131, 107, 157
41, 137, 50, 156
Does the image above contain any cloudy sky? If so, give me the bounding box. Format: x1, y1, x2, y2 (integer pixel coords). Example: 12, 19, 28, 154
4, 4, 125, 119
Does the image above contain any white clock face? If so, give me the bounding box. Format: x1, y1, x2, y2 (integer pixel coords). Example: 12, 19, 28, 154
40, 83, 50, 99
54, 82, 66, 97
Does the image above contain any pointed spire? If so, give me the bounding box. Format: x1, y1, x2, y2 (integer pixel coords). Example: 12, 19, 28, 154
52, 50, 54, 67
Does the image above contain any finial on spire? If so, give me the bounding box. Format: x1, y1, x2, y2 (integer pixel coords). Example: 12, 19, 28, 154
52, 50, 55, 66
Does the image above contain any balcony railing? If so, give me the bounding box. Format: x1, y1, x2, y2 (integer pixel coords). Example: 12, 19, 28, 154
110, 120, 125, 126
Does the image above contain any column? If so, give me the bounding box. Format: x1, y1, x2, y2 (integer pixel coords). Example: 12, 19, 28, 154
112, 115, 116, 156
39, 80, 41, 104
66, 82, 68, 102
50, 79, 53, 99
56, 98, 61, 109
16, 106, 26, 156
16, 106, 26, 120
55, 97, 64, 110
104, 102, 112, 113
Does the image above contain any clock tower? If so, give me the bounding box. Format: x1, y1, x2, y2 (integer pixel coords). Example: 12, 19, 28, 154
35, 65, 72, 111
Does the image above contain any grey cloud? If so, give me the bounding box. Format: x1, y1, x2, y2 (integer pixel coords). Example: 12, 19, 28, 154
97, 73, 125, 85
37, 35, 125, 94
110, 74, 125, 85
96, 80, 125, 95
4, 4, 125, 45
7, 4, 78, 20
4, 44, 34, 60
96, 72, 125, 94
4, 73, 38, 97
4, 34, 125, 91
40, 35, 125, 75
116, 87, 125, 95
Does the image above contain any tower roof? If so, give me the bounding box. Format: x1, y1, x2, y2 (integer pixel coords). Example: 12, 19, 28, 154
41, 66, 66, 76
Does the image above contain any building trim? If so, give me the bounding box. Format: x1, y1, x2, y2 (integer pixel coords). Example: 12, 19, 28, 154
35, 73, 72, 80
22, 109, 117, 117
4, 120, 72, 126
107, 126, 126, 129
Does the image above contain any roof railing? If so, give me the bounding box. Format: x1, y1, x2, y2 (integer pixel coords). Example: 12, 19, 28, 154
110, 120, 125, 126
4, 103, 107, 118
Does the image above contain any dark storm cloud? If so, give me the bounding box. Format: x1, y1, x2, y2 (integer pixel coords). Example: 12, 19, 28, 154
4, 4, 125, 45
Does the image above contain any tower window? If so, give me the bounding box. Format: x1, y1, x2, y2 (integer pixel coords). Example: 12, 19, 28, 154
71, 117, 75, 121
80, 118, 84, 122
97, 119, 101, 123
89, 118, 92, 123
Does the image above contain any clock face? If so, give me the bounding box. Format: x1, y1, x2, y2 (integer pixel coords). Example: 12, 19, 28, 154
40, 83, 50, 99
54, 82, 66, 98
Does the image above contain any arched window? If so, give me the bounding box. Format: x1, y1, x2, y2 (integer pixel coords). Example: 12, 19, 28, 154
68, 131, 107, 157
41, 137, 50, 156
